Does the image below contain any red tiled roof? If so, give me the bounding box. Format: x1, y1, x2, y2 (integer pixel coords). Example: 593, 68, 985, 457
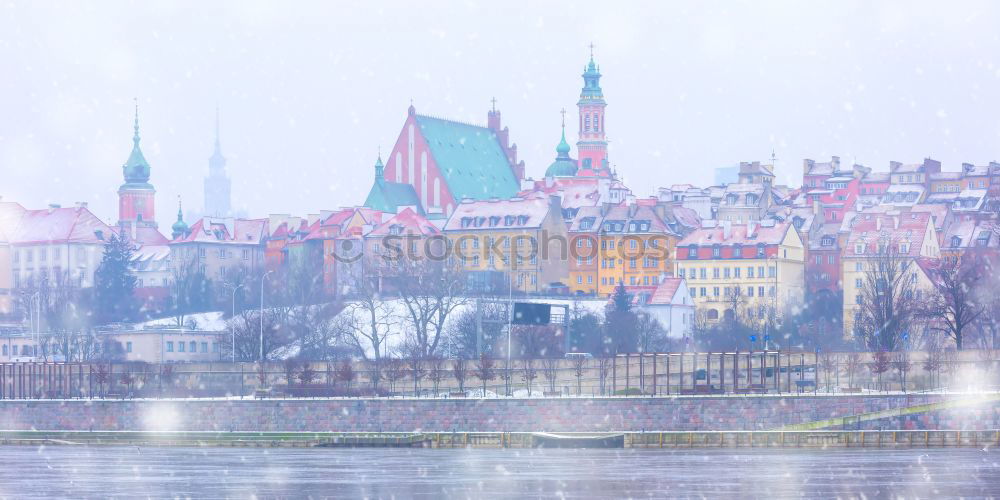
367, 207, 440, 237
646, 277, 685, 305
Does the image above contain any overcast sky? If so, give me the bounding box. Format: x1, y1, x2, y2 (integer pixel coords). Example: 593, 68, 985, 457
3, 0, 1000, 223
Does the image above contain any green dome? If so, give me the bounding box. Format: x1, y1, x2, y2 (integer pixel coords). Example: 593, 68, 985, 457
171, 199, 188, 238
545, 158, 578, 177
545, 116, 577, 177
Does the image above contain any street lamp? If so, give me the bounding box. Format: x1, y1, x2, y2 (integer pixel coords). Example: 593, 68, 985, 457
223, 282, 244, 363
259, 270, 274, 362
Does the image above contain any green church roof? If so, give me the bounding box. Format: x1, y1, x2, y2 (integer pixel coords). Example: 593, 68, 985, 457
414, 115, 519, 201
364, 156, 425, 215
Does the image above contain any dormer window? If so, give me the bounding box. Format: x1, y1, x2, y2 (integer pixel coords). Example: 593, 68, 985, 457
756, 243, 766, 258
712, 244, 721, 258
951, 236, 961, 248
504, 215, 515, 226
488, 216, 501, 227
517, 215, 529, 225
688, 245, 698, 259
461, 217, 473, 228
745, 194, 758, 205
977, 232, 990, 247
733, 243, 742, 258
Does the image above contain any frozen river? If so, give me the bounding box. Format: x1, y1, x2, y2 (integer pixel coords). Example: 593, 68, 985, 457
1, 445, 999, 498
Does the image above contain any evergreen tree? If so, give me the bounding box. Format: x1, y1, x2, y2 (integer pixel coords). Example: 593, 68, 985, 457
93, 233, 138, 323
604, 281, 638, 354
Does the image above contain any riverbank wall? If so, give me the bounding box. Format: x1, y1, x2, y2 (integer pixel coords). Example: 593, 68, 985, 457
1, 394, 998, 433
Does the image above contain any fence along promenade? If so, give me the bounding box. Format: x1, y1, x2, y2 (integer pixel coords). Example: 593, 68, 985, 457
0, 349, 993, 399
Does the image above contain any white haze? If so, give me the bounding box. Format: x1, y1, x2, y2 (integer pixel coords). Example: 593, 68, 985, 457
2, 0, 1000, 222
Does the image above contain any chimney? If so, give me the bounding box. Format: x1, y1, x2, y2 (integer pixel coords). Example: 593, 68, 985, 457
803, 159, 815, 176
890, 161, 902, 172
722, 220, 732, 241
831, 156, 841, 170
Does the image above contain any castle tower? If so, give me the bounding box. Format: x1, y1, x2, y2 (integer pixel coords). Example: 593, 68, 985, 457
576, 45, 609, 176
204, 107, 232, 217
118, 99, 157, 229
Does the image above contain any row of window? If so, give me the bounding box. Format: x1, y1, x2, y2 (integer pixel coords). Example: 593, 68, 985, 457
165, 340, 218, 354
679, 266, 776, 280
11, 246, 86, 264
690, 286, 776, 298
686, 243, 770, 259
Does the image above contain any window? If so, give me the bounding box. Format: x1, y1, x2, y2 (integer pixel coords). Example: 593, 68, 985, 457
700, 287, 707, 297
747, 267, 754, 278
855, 262, 863, 272
201, 342, 208, 353
758, 266, 764, 277
166, 341, 174, 352
190, 341, 197, 353
748, 287, 754, 297
212, 343, 219, 353
768, 266, 776, 278
2, 345, 6, 356
768, 286, 775, 297
855, 279, 862, 288
679, 268, 686, 279
126, 342, 132, 353
243, 249, 251, 260
712, 245, 721, 258
712, 268, 720, 279
713, 287, 720, 297
587, 275, 593, 284
758, 286, 764, 297
577, 276, 583, 284
756, 244, 766, 258
828, 255, 835, 265
630, 258, 637, 269
688, 246, 698, 258
734, 267, 741, 278
178, 342, 185, 352
723, 268, 730, 279
700, 268, 707, 279
856, 295, 862, 305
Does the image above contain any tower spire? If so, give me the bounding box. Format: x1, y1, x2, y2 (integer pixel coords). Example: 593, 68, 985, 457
133, 97, 140, 146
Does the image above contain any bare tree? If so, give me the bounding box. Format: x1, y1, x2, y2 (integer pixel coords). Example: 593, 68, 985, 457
571, 357, 588, 395
334, 271, 397, 391
383, 358, 406, 394
407, 355, 425, 395
336, 360, 355, 394
452, 358, 468, 393
541, 358, 559, 393
596, 357, 613, 395
845, 352, 862, 390
635, 311, 667, 353
427, 356, 446, 394
921, 257, 985, 351
854, 237, 921, 352
389, 258, 468, 359
892, 351, 911, 392
520, 358, 538, 396
473, 354, 496, 397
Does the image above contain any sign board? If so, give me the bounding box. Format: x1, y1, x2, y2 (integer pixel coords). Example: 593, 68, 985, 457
512, 302, 551, 325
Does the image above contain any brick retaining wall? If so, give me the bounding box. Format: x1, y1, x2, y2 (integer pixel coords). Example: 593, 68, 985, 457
4, 394, 987, 432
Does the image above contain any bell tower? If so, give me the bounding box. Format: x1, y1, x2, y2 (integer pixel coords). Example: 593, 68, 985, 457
576, 44, 609, 176
118, 99, 157, 230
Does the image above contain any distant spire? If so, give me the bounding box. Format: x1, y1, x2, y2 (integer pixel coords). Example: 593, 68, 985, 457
589, 42, 595, 61
374, 150, 385, 182
177, 195, 183, 219
491, 96, 497, 112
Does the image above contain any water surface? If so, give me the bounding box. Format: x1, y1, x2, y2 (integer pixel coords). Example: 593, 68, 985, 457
1, 445, 998, 498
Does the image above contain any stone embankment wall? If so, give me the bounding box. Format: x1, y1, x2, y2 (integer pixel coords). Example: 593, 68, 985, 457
3, 394, 995, 432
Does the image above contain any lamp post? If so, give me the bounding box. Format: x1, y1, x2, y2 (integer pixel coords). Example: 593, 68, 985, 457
259, 270, 274, 362
223, 282, 244, 363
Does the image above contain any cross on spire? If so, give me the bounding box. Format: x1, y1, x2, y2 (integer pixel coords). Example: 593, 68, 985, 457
132, 97, 140, 144
560, 108, 566, 128
589, 42, 595, 59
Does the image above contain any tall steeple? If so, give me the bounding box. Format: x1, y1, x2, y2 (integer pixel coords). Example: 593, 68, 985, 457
122, 98, 151, 184
576, 44, 609, 176
118, 98, 158, 232
204, 105, 232, 217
